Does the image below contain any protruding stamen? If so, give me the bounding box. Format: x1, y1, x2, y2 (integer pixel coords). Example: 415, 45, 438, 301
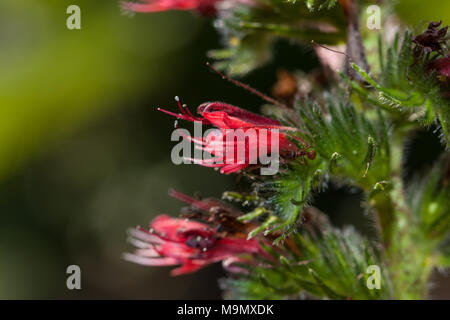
175, 96, 188, 116
206, 62, 286, 108
183, 103, 197, 119
311, 40, 352, 62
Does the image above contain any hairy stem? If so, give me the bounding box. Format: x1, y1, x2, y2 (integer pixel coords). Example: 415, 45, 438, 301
338, 0, 369, 75
383, 180, 438, 299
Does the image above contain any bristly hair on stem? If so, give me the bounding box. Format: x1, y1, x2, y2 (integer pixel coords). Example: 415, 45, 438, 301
206, 61, 286, 108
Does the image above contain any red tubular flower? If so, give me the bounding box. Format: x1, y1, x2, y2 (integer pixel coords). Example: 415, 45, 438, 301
159, 99, 313, 174
124, 191, 268, 275
428, 55, 450, 78
122, 0, 257, 16
122, 0, 221, 15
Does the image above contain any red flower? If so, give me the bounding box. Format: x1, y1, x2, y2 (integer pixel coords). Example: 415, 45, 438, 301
124, 191, 267, 275
122, 0, 221, 15
159, 98, 313, 174
428, 55, 450, 78
122, 0, 257, 15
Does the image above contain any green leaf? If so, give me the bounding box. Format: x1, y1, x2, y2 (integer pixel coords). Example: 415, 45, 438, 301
350, 29, 450, 148
256, 161, 323, 241
296, 97, 391, 189
222, 213, 393, 299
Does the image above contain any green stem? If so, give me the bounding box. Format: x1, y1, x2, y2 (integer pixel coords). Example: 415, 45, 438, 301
370, 191, 395, 246
382, 181, 437, 299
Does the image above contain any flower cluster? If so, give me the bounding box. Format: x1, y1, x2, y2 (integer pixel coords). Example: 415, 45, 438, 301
159, 99, 314, 174
124, 190, 270, 275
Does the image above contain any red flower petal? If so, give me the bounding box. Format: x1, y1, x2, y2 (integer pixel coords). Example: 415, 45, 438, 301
122, 0, 219, 15
429, 55, 450, 78
198, 102, 282, 129
150, 215, 213, 242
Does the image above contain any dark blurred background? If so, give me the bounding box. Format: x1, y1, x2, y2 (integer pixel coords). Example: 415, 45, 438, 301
0, 0, 448, 299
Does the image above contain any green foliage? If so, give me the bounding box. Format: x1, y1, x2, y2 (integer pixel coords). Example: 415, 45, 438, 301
303, 0, 338, 11
120, 0, 450, 300
222, 214, 392, 299
253, 161, 325, 243
406, 155, 450, 240
210, 0, 346, 75
349, 31, 450, 148
295, 97, 391, 189
214, 5, 450, 302
242, 95, 392, 242
383, 162, 449, 298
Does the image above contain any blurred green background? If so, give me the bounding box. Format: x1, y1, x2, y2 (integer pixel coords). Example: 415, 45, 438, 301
0, 0, 448, 299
